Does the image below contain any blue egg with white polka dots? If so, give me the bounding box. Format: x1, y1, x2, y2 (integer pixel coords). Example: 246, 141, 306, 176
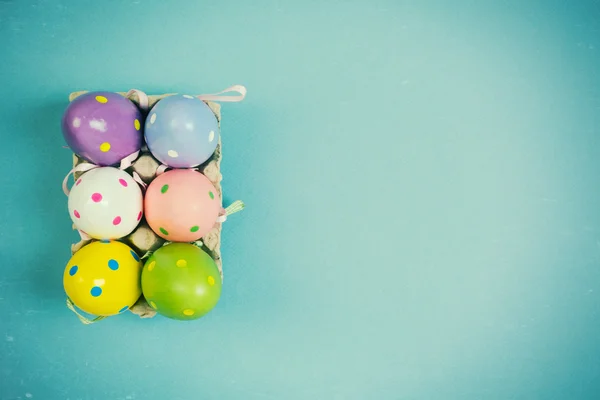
144, 94, 219, 168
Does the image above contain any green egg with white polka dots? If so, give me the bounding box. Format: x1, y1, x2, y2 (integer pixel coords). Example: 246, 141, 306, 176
141, 243, 222, 321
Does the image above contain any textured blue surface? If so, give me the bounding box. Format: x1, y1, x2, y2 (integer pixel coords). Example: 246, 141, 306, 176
1, 1, 600, 399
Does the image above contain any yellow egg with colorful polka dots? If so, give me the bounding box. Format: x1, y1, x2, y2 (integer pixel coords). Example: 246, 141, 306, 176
63, 240, 142, 316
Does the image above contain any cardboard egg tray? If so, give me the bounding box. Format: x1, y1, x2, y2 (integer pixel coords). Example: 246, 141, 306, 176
67, 91, 227, 319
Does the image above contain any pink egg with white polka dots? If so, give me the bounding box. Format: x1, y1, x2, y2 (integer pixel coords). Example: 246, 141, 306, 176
68, 167, 143, 239
144, 169, 221, 242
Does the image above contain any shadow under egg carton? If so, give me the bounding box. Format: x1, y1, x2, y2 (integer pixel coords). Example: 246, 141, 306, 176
68, 91, 226, 319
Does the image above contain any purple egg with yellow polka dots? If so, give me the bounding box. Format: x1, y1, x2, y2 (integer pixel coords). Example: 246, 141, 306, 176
62, 91, 143, 166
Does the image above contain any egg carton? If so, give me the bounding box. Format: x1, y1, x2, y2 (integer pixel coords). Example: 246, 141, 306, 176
66, 90, 231, 319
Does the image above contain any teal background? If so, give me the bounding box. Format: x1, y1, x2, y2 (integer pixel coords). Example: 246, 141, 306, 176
1, 0, 600, 399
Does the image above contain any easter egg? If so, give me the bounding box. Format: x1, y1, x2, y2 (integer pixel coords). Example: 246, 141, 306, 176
63, 240, 142, 316
141, 243, 222, 320
144, 94, 219, 168
62, 91, 143, 166
144, 169, 221, 242
68, 167, 143, 240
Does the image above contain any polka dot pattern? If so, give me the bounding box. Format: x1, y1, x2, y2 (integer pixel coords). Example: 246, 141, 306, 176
143, 169, 220, 241
150, 301, 157, 309
73, 210, 80, 219
100, 239, 110, 243
108, 259, 119, 270
209, 191, 214, 200
134, 119, 140, 130
143, 94, 218, 168
150, 113, 156, 124
208, 130, 215, 142
119, 305, 129, 313
176, 259, 187, 268
63, 240, 145, 317
69, 265, 78, 276
130, 250, 140, 262
147, 261, 156, 271
160, 227, 169, 236
100, 142, 111, 152
75, 179, 82, 186
68, 168, 144, 241
207, 276, 215, 286
63, 91, 143, 166
183, 309, 195, 316
137, 211, 142, 221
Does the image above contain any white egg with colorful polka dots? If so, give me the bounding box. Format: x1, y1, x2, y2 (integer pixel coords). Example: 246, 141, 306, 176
68, 167, 143, 240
